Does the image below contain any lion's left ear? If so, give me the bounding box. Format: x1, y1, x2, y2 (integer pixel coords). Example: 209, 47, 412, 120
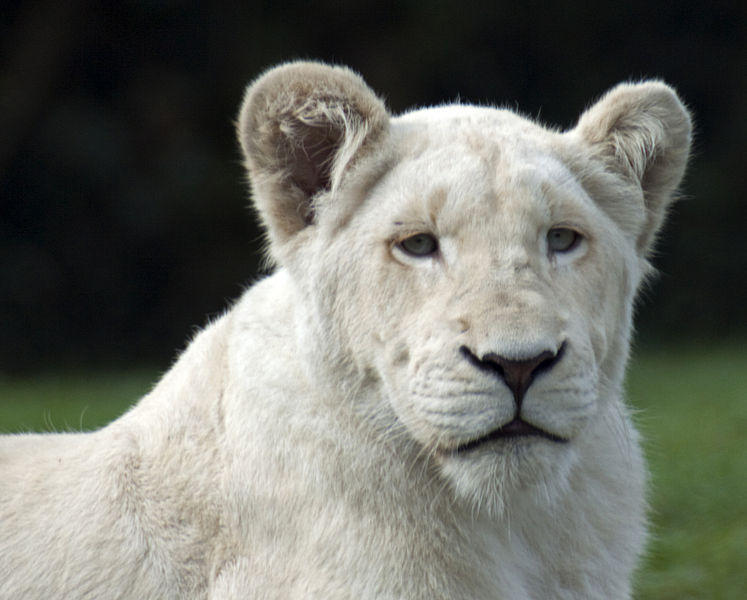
237, 61, 389, 262
573, 81, 692, 256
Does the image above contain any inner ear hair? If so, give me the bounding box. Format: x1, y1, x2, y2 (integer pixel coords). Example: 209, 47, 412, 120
573, 81, 692, 256
237, 62, 389, 252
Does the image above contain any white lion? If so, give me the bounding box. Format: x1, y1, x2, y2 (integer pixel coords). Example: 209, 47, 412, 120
0, 62, 691, 599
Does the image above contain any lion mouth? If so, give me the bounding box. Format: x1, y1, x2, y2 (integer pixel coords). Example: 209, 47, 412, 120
455, 418, 567, 453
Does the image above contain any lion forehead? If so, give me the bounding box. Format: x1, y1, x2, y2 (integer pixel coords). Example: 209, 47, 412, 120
368, 122, 594, 244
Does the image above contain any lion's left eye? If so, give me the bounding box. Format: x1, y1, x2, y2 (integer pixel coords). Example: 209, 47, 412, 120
547, 228, 581, 253
398, 233, 439, 257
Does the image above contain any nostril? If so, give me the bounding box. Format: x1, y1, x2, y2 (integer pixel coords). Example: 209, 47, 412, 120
460, 342, 566, 406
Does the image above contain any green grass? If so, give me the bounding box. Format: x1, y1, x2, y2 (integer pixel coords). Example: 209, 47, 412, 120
0, 370, 157, 433
627, 344, 747, 599
0, 346, 744, 597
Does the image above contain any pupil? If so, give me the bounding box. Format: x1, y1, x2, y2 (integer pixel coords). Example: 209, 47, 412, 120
403, 234, 435, 256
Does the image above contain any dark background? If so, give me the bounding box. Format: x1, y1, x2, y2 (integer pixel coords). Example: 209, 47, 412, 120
2, 0, 745, 373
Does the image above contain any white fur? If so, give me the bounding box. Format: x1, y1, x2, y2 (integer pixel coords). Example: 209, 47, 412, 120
0, 62, 691, 599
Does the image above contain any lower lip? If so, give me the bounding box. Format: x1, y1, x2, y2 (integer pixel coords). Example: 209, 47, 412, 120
455, 419, 567, 453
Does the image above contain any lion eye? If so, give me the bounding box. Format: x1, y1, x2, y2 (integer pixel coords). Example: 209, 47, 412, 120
398, 233, 439, 257
547, 228, 581, 253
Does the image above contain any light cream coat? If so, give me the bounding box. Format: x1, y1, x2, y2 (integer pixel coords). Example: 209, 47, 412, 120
0, 62, 691, 599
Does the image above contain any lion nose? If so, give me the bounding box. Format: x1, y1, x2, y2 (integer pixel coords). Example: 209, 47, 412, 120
460, 343, 566, 406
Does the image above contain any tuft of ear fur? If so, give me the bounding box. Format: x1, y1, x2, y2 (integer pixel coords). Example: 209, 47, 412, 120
237, 61, 389, 261
574, 81, 692, 255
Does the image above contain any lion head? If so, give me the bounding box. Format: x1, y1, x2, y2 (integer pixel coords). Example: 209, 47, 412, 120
237, 62, 691, 511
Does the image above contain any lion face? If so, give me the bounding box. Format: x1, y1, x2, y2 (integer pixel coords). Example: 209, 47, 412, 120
306, 112, 639, 502
238, 63, 691, 507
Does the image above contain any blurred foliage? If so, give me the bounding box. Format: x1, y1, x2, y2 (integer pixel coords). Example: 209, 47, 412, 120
1, 0, 745, 371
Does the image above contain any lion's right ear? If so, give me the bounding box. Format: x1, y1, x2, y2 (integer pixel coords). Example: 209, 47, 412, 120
237, 61, 389, 260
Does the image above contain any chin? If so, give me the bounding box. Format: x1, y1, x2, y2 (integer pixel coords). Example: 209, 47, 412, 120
436, 435, 576, 518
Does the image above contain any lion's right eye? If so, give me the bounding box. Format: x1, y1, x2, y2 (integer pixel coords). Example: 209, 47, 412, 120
398, 233, 439, 257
